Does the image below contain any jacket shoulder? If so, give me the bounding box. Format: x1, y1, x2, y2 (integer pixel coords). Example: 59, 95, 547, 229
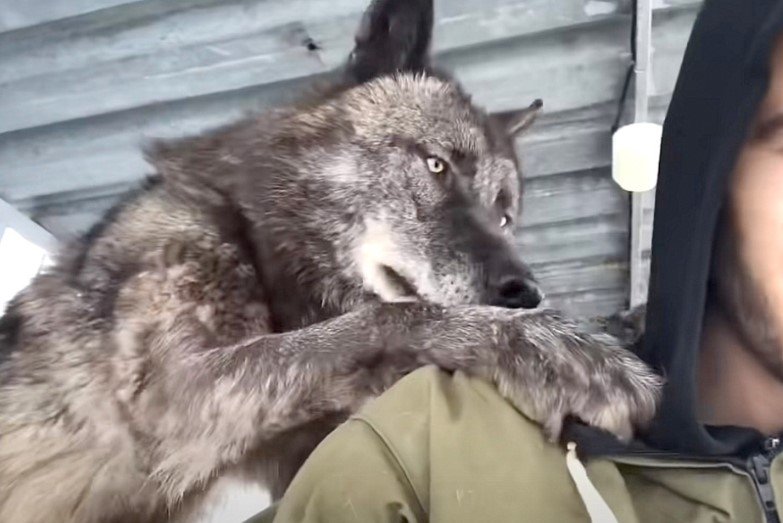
354, 366, 553, 509
356, 365, 545, 438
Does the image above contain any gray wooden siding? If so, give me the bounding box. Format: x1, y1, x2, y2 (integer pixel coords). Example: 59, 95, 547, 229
0, 0, 700, 317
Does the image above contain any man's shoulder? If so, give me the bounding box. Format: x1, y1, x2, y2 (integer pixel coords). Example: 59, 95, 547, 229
349, 368, 640, 521
356, 366, 533, 425
354, 366, 552, 460
352, 366, 557, 512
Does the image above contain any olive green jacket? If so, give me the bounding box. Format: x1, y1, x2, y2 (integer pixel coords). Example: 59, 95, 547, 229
255, 367, 783, 522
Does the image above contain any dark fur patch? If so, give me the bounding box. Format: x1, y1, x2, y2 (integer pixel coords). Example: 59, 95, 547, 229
67, 176, 162, 285
0, 304, 22, 366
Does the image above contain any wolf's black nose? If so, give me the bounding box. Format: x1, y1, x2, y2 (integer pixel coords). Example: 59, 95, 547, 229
493, 276, 544, 309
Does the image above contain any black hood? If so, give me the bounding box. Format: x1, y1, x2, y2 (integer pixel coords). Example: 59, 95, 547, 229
638, 0, 783, 456
567, 0, 783, 459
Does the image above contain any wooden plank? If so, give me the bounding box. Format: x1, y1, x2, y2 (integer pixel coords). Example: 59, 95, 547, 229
0, 22, 332, 134
439, 7, 695, 115
520, 168, 626, 227
0, 0, 701, 84
546, 288, 627, 317
521, 125, 612, 179
0, 1, 698, 134
519, 98, 669, 178
0, 77, 312, 201
517, 213, 628, 266
521, 187, 624, 227
535, 258, 628, 296
0, 0, 138, 33
0, 0, 363, 84
16, 184, 134, 239
0, 7, 695, 200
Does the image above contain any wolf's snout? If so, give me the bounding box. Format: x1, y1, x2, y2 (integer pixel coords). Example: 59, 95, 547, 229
491, 275, 544, 309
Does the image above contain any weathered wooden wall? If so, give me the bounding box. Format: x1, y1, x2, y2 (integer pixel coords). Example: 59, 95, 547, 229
0, 0, 701, 316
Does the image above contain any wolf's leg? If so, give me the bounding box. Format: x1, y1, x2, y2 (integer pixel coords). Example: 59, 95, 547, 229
126, 294, 660, 505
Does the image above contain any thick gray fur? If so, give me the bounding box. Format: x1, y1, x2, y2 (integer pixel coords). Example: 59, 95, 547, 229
0, 0, 661, 521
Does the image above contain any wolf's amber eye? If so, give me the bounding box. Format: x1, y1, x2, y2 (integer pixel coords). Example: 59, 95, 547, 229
426, 156, 447, 174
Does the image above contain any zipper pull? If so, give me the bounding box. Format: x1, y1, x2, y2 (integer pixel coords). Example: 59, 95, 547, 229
764, 437, 781, 456
748, 437, 782, 523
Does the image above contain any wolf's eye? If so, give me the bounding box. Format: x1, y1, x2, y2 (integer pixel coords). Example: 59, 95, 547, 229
426, 156, 448, 175
500, 214, 511, 228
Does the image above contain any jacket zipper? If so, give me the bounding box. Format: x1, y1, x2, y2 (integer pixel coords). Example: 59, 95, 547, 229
578, 424, 783, 521
605, 437, 783, 522
748, 437, 782, 523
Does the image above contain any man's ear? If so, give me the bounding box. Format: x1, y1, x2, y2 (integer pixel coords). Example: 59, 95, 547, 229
345, 0, 434, 84
495, 99, 544, 137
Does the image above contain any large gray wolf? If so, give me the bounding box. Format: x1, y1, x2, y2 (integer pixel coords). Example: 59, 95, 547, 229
0, 0, 661, 521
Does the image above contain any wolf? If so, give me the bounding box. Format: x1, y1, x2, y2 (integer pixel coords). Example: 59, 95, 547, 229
0, 0, 661, 521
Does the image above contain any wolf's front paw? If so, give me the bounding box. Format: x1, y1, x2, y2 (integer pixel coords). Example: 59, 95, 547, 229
495, 310, 662, 441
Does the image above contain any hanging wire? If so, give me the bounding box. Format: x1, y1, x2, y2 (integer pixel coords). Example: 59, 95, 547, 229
611, 0, 639, 134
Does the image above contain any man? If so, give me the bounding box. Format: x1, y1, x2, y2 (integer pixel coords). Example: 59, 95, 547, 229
268, 0, 783, 521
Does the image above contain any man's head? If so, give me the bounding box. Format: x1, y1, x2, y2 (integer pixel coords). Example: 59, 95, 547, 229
712, 36, 783, 378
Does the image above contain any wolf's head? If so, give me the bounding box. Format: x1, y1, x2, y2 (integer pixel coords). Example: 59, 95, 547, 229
331, 0, 543, 308
154, 0, 543, 318
337, 75, 542, 308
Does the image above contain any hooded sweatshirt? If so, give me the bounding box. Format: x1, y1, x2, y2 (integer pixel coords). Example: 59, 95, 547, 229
259, 1, 783, 522
640, 0, 783, 457
563, 0, 783, 460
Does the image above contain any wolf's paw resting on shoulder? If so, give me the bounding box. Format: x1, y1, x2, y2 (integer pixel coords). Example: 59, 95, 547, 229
490, 309, 662, 441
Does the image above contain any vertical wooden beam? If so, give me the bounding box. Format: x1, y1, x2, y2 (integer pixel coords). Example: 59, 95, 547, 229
629, 0, 653, 307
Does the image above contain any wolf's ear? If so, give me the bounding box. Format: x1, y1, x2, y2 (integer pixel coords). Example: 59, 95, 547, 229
346, 0, 434, 84
495, 99, 544, 137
